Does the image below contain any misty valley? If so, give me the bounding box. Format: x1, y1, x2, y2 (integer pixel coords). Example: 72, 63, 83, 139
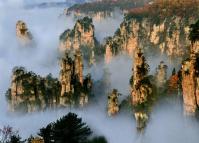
1, 0, 199, 143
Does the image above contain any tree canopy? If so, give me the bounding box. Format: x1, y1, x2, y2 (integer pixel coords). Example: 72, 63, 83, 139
38, 112, 92, 143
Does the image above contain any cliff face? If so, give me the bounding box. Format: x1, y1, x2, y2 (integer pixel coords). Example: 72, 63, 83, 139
131, 48, 152, 105
104, 0, 199, 63
59, 53, 74, 96
181, 18, 199, 116
16, 20, 33, 46
59, 50, 84, 96
104, 16, 192, 63
6, 67, 61, 112
59, 50, 92, 107
181, 53, 199, 116
131, 48, 153, 132
6, 50, 92, 112
107, 89, 120, 116
59, 17, 97, 52
67, 11, 115, 22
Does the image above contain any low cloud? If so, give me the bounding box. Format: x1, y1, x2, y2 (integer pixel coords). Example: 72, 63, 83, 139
0, 1, 199, 143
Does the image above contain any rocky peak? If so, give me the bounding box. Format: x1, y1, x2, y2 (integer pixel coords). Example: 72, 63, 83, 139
131, 48, 153, 132
59, 17, 97, 52
107, 89, 120, 116
7, 67, 61, 112
132, 48, 150, 90
59, 50, 92, 107
104, 3, 199, 63
59, 50, 84, 96
6, 51, 92, 112
181, 54, 199, 116
75, 17, 94, 34
59, 52, 74, 96
181, 19, 199, 116
16, 20, 33, 46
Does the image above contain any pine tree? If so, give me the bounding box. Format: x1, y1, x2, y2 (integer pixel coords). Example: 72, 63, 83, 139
38, 112, 92, 143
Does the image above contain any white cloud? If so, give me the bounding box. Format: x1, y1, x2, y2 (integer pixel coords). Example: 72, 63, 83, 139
0, 1, 199, 143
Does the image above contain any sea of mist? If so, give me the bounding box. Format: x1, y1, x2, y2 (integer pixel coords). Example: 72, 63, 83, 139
0, 1, 199, 143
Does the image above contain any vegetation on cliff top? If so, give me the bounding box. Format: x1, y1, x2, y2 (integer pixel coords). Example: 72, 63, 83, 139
76, 17, 94, 32
8, 67, 60, 100
6, 65, 93, 112
125, 0, 199, 23
67, 0, 150, 13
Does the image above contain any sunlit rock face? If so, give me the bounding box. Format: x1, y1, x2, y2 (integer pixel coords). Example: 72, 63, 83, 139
59, 53, 74, 96
150, 23, 165, 45
191, 41, 199, 54
131, 48, 153, 132
104, 16, 192, 62
74, 50, 84, 85
107, 89, 120, 116
16, 20, 33, 46
59, 50, 83, 96
6, 51, 92, 112
181, 53, 199, 116
59, 17, 97, 52
104, 19, 139, 61
59, 50, 92, 107
181, 18, 199, 115
6, 67, 61, 112
131, 48, 152, 105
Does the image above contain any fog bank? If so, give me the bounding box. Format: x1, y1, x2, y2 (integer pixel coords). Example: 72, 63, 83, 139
0, 1, 199, 143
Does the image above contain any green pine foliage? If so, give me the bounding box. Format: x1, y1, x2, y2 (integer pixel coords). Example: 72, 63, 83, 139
38, 112, 92, 143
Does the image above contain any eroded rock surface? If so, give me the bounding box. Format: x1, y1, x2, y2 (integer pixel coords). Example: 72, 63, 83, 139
6, 51, 92, 112
16, 20, 33, 46
131, 48, 153, 132
107, 89, 120, 116
59, 17, 97, 52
